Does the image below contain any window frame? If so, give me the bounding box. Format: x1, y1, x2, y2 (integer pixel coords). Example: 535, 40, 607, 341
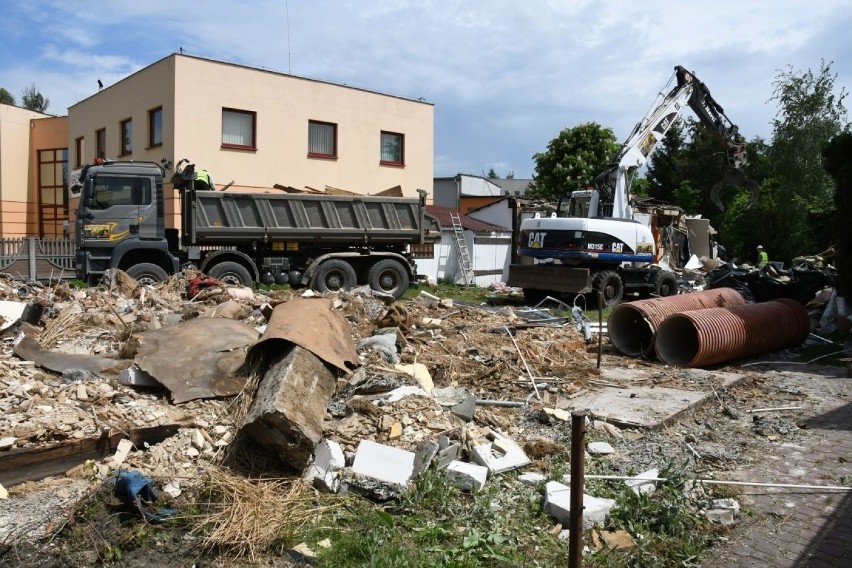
119, 118, 132, 156
380, 130, 405, 167
221, 108, 257, 151
95, 128, 106, 160
74, 137, 84, 168
307, 120, 338, 159
148, 106, 163, 148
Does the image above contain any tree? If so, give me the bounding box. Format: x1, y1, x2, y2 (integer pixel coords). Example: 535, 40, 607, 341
645, 120, 688, 204
823, 132, 852, 298
0, 88, 15, 106
530, 122, 618, 201
487, 168, 498, 179
767, 60, 848, 259
21, 83, 49, 113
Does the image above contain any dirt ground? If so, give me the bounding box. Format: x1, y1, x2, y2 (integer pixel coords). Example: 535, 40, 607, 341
0, 274, 848, 567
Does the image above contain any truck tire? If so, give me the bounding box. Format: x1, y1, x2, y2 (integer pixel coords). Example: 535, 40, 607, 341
126, 263, 169, 286
654, 271, 678, 297
314, 259, 357, 293
208, 261, 253, 286
368, 259, 409, 299
592, 270, 623, 307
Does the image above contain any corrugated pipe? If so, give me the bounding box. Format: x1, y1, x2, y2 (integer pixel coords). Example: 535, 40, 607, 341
608, 288, 746, 357
654, 298, 810, 367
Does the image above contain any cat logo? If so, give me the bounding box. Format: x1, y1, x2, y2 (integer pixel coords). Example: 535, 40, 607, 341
528, 232, 546, 249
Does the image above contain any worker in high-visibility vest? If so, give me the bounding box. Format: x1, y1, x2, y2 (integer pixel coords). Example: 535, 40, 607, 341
756, 245, 769, 268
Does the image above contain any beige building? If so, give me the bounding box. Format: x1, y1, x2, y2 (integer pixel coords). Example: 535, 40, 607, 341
0, 106, 67, 237
0, 53, 435, 238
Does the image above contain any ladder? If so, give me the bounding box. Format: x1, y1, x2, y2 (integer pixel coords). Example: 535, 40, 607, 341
450, 212, 474, 286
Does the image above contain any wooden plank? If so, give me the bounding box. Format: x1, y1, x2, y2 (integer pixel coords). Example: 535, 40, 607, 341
0, 424, 180, 487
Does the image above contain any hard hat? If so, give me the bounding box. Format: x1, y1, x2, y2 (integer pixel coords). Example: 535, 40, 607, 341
757, 245, 763, 250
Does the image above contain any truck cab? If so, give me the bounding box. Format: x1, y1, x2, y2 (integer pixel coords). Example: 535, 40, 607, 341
74, 161, 178, 284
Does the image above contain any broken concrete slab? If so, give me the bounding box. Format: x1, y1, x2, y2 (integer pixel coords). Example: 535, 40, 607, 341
587, 441, 615, 455
135, 317, 259, 403
450, 393, 476, 422
241, 345, 338, 471
544, 481, 616, 529
351, 440, 415, 486
445, 460, 488, 491
625, 468, 659, 495
518, 472, 547, 486
705, 508, 736, 525
394, 363, 434, 393
471, 431, 531, 474
411, 439, 440, 478
564, 385, 711, 431
0, 300, 26, 331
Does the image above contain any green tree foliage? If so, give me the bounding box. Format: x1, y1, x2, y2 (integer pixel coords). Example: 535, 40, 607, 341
673, 180, 701, 213
486, 168, 498, 179
646, 120, 687, 204
720, 179, 785, 264
823, 132, 852, 297
531, 122, 618, 201
0, 88, 15, 106
21, 83, 49, 113
768, 60, 848, 259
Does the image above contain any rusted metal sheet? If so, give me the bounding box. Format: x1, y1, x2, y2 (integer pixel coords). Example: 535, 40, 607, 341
654, 298, 811, 367
135, 317, 260, 403
13, 336, 118, 375
608, 288, 746, 357
248, 297, 358, 372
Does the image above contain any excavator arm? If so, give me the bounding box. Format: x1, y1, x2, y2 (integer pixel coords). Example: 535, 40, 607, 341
676, 66, 759, 211
596, 66, 758, 216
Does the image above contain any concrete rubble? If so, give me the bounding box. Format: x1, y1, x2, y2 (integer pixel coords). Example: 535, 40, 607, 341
0, 268, 845, 556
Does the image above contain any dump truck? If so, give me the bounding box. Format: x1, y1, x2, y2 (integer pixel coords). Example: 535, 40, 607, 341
73, 160, 439, 298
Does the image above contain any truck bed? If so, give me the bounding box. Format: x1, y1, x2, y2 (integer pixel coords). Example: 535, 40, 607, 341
190, 191, 431, 245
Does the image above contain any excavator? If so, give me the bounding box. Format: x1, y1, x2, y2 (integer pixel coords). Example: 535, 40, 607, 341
508, 65, 759, 306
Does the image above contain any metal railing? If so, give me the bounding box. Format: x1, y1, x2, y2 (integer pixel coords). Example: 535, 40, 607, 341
0, 237, 75, 281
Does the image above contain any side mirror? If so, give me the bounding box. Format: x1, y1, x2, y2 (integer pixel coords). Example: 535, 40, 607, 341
83, 179, 94, 208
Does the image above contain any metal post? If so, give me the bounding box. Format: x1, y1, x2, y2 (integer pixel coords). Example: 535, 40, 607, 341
596, 292, 603, 369
569, 410, 587, 568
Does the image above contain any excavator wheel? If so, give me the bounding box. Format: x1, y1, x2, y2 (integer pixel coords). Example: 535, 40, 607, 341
591, 271, 623, 307
654, 271, 679, 298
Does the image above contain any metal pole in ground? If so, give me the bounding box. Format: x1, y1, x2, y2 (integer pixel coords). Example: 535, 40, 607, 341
596, 292, 603, 369
569, 410, 587, 568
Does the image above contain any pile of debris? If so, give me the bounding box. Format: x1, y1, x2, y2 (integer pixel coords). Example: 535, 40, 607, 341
0, 269, 612, 544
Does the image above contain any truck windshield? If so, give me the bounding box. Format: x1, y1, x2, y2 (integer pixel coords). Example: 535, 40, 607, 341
90, 176, 151, 209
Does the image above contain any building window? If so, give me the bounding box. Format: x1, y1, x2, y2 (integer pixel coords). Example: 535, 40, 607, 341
120, 118, 132, 156
380, 131, 404, 166
95, 128, 106, 160
37, 148, 69, 236
91, 176, 152, 209
75, 137, 84, 168
410, 243, 434, 259
148, 107, 162, 147
222, 108, 256, 150
308, 120, 337, 158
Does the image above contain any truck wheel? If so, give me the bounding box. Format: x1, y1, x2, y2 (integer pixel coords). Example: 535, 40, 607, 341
314, 259, 357, 293
126, 263, 169, 286
592, 270, 623, 307
368, 259, 410, 299
208, 261, 253, 286
654, 271, 678, 297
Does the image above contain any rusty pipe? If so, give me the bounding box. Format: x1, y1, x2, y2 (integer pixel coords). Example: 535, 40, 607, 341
608, 288, 746, 357
654, 298, 810, 367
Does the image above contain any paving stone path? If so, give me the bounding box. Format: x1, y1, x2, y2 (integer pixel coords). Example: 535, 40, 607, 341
702, 367, 851, 568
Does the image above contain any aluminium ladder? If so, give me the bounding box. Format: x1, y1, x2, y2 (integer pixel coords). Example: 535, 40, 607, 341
450, 211, 475, 286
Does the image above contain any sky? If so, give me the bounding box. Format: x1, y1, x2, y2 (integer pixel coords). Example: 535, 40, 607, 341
1, 1, 850, 180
